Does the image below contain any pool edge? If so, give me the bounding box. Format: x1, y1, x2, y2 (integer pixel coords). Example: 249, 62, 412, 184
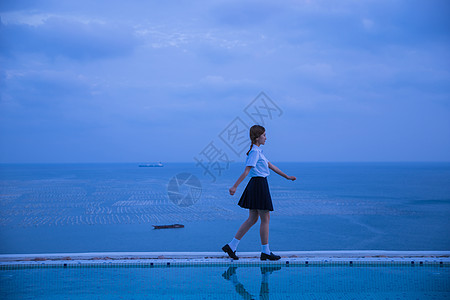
1, 250, 449, 266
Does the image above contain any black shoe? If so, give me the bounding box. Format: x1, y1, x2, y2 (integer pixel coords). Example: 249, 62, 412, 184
222, 244, 239, 260
260, 252, 281, 261
222, 266, 237, 280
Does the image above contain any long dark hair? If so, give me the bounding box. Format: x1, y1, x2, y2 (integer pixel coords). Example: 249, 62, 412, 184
246, 125, 265, 155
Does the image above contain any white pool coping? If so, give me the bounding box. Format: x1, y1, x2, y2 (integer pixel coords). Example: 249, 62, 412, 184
1, 251, 449, 266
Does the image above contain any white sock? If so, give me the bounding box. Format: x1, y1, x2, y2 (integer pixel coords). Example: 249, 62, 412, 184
262, 244, 270, 255
228, 237, 240, 252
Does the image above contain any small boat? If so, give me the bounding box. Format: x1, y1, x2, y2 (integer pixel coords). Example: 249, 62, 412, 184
152, 224, 184, 229
139, 162, 163, 167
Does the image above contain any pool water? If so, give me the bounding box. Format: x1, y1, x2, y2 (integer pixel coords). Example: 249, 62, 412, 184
1, 262, 449, 299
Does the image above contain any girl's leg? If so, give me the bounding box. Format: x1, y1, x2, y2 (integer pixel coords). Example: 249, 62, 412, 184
258, 210, 280, 260
258, 210, 270, 245
234, 209, 259, 240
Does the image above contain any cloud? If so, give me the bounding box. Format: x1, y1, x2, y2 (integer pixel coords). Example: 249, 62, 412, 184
0, 69, 98, 138
0, 0, 46, 12
0, 15, 139, 60
209, 1, 283, 28
362, 18, 375, 31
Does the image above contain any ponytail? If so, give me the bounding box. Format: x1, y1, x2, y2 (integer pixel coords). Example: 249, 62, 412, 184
246, 143, 254, 156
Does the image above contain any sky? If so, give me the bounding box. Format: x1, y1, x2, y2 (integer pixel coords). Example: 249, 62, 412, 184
0, 0, 449, 163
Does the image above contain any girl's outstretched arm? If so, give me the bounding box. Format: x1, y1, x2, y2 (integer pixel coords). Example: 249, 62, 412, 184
268, 162, 296, 181
229, 166, 252, 195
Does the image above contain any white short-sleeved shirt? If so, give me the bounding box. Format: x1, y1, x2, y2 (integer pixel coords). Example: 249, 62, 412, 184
245, 145, 270, 177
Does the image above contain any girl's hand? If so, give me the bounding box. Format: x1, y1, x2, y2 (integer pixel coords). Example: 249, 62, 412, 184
287, 176, 296, 181
229, 186, 237, 195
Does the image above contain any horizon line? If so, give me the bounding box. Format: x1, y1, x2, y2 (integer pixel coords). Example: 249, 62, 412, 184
1, 161, 450, 165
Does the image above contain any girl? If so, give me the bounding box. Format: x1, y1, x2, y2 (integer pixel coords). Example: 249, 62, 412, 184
222, 125, 296, 261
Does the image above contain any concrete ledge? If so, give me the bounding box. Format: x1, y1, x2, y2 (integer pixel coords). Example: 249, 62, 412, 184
1, 251, 449, 266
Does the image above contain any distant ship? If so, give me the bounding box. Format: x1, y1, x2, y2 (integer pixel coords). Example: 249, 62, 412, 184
139, 162, 164, 167
152, 224, 184, 229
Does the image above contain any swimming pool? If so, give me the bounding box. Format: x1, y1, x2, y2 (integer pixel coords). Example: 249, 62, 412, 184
1, 260, 449, 299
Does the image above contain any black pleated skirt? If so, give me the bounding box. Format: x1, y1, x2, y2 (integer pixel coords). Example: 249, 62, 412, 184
238, 176, 273, 211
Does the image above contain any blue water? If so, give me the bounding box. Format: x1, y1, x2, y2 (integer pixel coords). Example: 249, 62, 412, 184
0, 162, 449, 254
1, 263, 449, 299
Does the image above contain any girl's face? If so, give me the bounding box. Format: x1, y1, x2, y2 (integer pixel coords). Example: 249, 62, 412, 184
256, 132, 266, 145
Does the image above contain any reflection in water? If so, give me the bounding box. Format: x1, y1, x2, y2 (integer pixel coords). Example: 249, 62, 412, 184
222, 266, 282, 300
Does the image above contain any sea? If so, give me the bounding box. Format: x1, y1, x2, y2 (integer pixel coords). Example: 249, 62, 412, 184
0, 162, 449, 254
